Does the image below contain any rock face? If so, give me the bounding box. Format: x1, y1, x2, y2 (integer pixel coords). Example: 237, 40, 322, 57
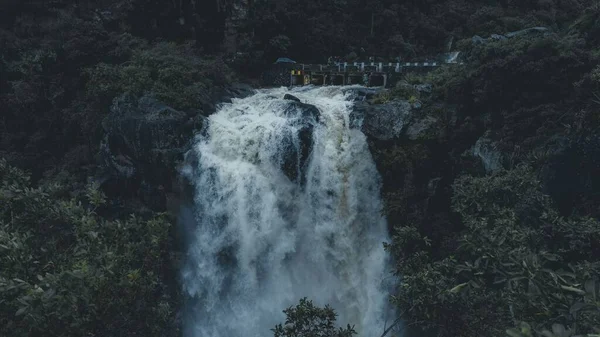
353, 100, 413, 140
281, 100, 320, 182
342, 87, 381, 101
98, 85, 254, 210
285, 100, 320, 122
471, 26, 549, 44
405, 115, 439, 140
99, 94, 200, 209
470, 131, 503, 173
221, 83, 254, 103
351, 97, 443, 142
284, 93, 301, 102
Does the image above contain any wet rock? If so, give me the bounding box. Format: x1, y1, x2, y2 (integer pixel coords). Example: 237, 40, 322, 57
281, 100, 320, 182
284, 100, 320, 123
284, 93, 301, 102
471, 131, 503, 173
490, 34, 507, 40
472, 35, 486, 44
505, 27, 549, 38
472, 27, 549, 45
343, 87, 381, 101
219, 83, 255, 104
414, 83, 433, 94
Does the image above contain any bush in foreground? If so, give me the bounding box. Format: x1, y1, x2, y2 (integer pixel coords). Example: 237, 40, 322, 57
0, 159, 179, 337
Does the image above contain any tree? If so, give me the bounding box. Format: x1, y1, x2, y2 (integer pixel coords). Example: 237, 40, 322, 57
386, 165, 600, 337
273, 298, 357, 337
0, 159, 180, 337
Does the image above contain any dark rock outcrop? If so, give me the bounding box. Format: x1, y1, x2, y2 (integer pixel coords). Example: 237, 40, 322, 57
284, 94, 301, 102
221, 83, 255, 103
280, 100, 320, 182
284, 100, 320, 123
353, 100, 412, 140
97, 82, 254, 210
405, 115, 439, 141
471, 26, 549, 44
541, 133, 600, 217
343, 87, 381, 101
99, 94, 201, 210
470, 131, 503, 173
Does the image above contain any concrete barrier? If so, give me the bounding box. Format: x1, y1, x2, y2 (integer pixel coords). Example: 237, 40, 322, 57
311, 74, 325, 85
369, 74, 386, 87
331, 74, 345, 85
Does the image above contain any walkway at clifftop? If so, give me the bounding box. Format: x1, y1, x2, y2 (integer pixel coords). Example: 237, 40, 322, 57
263, 52, 463, 88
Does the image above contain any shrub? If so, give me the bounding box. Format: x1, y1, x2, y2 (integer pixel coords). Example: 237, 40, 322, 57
0, 159, 180, 337
272, 298, 356, 337
85, 41, 235, 111
387, 165, 600, 337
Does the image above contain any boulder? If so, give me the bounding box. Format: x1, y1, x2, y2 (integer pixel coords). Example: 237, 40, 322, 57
284, 100, 320, 123
283, 93, 301, 102
414, 83, 433, 94
280, 100, 321, 182
343, 87, 381, 101
472, 35, 486, 44
470, 131, 503, 173
219, 83, 255, 104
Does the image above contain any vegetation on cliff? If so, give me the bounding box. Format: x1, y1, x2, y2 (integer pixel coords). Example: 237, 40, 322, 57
0, 159, 180, 337
373, 4, 600, 337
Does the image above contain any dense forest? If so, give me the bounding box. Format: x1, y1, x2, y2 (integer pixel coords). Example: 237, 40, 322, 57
1, 0, 599, 336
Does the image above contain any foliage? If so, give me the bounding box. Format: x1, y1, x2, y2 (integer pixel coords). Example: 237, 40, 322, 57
272, 298, 356, 337
85, 41, 234, 111
0, 6, 236, 176
0, 159, 179, 337
387, 165, 600, 337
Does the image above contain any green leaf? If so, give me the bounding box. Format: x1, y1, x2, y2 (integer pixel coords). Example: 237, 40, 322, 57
560, 285, 586, 295
570, 302, 586, 314
551, 324, 567, 337
584, 279, 596, 300
15, 307, 27, 317
507, 328, 523, 337
449, 282, 468, 293
541, 330, 555, 337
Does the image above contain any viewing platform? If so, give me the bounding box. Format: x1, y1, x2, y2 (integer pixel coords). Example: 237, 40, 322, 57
263, 53, 462, 88
290, 61, 442, 87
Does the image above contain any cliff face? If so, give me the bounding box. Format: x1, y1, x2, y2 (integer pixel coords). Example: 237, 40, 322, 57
358, 21, 600, 334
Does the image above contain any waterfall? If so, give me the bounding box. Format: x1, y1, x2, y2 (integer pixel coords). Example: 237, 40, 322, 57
445, 51, 460, 64
181, 86, 393, 337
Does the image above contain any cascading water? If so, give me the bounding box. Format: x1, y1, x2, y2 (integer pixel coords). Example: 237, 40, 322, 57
446, 51, 461, 64
181, 86, 393, 337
